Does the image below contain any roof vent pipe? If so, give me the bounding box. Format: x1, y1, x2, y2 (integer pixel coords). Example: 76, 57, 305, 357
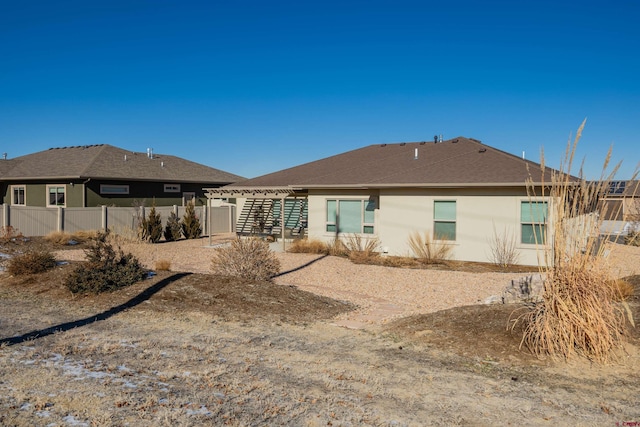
124, 154, 127, 161
433, 135, 438, 143
147, 148, 153, 159
161, 161, 164, 168
2, 153, 6, 160
414, 148, 418, 160
522, 151, 525, 160
439, 134, 443, 143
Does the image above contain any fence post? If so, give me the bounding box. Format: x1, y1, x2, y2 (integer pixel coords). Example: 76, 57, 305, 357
201, 204, 207, 237
2, 203, 8, 229
57, 206, 64, 232
101, 205, 107, 231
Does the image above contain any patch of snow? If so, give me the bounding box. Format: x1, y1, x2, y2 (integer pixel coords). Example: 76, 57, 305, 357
186, 405, 212, 416
62, 414, 89, 426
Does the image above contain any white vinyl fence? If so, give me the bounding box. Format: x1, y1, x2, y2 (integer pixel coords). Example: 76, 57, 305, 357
0, 204, 236, 237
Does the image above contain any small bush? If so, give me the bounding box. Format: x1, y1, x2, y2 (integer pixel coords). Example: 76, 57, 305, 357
287, 238, 329, 254
182, 201, 202, 239
211, 238, 280, 281
140, 205, 163, 243
65, 231, 147, 294
164, 211, 182, 242
407, 231, 453, 264
7, 251, 57, 275
155, 259, 171, 271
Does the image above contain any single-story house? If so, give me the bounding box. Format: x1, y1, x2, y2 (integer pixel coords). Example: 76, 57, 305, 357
206, 137, 559, 266
1, 144, 244, 208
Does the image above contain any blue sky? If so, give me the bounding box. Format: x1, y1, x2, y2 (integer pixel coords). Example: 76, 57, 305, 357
1, 0, 638, 180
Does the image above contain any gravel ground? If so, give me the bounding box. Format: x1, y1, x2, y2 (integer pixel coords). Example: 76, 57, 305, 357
56, 235, 640, 328
55, 235, 526, 328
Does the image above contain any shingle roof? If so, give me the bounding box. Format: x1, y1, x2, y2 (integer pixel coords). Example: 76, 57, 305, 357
228, 137, 555, 189
1, 144, 244, 184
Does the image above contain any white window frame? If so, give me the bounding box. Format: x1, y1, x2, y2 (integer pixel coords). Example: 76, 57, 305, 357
325, 198, 376, 234
100, 184, 130, 195
520, 200, 548, 245
433, 200, 456, 241
11, 185, 26, 206
46, 185, 66, 207
164, 183, 181, 193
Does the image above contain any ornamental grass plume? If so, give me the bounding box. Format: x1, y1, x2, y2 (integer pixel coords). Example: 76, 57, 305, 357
517, 120, 638, 363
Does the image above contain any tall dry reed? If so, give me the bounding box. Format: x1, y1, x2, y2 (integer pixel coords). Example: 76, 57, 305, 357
518, 120, 638, 363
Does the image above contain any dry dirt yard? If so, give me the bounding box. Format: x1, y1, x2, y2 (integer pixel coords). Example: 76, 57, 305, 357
0, 235, 639, 426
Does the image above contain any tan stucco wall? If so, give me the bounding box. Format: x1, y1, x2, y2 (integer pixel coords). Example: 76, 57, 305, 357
306, 188, 548, 266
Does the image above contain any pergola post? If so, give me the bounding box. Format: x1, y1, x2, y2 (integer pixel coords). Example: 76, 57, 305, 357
281, 196, 286, 252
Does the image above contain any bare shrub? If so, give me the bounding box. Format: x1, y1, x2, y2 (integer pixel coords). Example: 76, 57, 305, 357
0, 226, 22, 242
65, 230, 147, 294
155, 259, 171, 271
287, 238, 329, 254
211, 238, 280, 281
407, 231, 453, 264
517, 120, 639, 363
7, 251, 57, 275
488, 225, 521, 267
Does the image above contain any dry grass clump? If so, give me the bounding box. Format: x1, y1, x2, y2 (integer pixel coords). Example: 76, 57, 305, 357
287, 238, 329, 254
327, 238, 349, 257
155, 259, 172, 271
520, 260, 628, 362
607, 279, 635, 302
45, 230, 98, 245
518, 120, 638, 363
407, 231, 453, 264
344, 234, 380, 263
7, 251, 57, 275
211, 238, 281, 281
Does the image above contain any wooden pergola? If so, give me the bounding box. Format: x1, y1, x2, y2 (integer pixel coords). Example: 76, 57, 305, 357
204, 186, 305, 250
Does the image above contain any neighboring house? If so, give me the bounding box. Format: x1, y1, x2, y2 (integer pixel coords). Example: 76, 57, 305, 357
1, 144, 244, 208
206, 137, 559, 266
600, 180, 640, 221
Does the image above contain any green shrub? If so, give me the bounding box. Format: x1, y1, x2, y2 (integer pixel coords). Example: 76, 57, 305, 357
65, 231, 147, 294
181, 200, 202, 239
140, 205, 163, 243
7, 251, 57, 275
211, 238, 280, 281
164, 211, 182, 242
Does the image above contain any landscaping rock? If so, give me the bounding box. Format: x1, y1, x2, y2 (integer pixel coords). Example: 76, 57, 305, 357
500, 274, 545, 304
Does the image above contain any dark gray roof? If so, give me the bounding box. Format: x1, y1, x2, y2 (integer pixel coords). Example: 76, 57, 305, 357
228, 137, 556, 189
1, 144, 244, 184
